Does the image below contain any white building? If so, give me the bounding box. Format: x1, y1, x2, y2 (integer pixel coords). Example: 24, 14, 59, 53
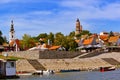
0, 59, 16, 77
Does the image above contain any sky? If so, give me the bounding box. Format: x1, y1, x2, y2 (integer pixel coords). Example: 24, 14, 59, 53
0, 0, 120, 40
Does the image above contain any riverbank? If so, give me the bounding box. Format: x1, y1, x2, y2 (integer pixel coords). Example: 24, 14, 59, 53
15, 52, 120, 73
1, 51, 120, 73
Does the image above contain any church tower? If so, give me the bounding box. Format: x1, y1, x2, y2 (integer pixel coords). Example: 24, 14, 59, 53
75, 18, 82, 35
9, 20, 15, 43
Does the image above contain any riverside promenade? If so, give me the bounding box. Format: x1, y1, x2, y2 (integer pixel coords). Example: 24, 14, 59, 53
2, 51, 120, 73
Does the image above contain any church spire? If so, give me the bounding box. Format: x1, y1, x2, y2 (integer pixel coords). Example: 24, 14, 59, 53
10, 20, 14, 32
9, 20, 15, 43
76, 18, 79, 22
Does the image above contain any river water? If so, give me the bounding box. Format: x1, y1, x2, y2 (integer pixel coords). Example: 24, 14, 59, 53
6, 70, 120, 80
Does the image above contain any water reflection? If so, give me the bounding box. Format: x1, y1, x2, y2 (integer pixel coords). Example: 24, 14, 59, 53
5, 69, 120, 80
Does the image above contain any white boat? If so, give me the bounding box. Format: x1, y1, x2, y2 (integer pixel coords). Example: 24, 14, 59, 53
32, 70, 54, 75
43, 70, 54, 75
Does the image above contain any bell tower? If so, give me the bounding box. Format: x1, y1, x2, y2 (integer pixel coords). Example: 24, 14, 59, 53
9, 20, 15, 43
75, 18, 82, 35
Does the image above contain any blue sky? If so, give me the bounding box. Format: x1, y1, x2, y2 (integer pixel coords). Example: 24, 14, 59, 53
0, 0, 120, 39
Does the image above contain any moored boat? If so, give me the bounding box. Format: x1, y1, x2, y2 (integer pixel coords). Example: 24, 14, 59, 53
99, 66, 115, 72
60, 69, 80, 72
32, 70, 54, 75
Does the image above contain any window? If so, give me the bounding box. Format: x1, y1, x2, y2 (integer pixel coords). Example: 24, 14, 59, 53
6, 62, 15, 68
11, 62, 15, 67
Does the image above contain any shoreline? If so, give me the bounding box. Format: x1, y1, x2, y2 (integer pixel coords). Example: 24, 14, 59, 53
2, 51, 120, 74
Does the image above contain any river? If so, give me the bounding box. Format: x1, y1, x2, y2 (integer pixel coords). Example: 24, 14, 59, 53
6, 69, 120, 80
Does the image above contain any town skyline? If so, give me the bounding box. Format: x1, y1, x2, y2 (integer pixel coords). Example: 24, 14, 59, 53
0, 0, 120, 39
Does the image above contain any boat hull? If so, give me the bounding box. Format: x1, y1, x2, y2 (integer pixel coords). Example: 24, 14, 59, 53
100, 66, 115, 72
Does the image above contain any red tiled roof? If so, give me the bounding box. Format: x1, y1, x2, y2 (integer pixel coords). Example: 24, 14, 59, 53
83, 38, 93, 45
49, 46, 60, 50
108, 36, 119, 43
9, 39, 20, 47
100, 35, 108, 41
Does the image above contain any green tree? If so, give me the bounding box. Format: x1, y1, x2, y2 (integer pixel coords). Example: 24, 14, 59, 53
0, 30, 5, 45
75, 34, 81, 38
54, 32, 64, 46
69, 31, 75, 37
109, 31, 114, 37
54, 32, 78, 51
81, 30, 91, 35
0, 30, 2, 36
47, 32, 54, 45
21, 34, 36, 50
68, 39, 78, 51
37, 33, 48, 39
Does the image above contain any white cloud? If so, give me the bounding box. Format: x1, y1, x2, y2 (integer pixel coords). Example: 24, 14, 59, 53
60, 0, 120, 20
1, 0, 120, 40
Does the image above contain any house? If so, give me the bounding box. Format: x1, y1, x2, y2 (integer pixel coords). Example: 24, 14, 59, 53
48, 46, 65, 51
83, 37, 97, 47
99, 35, 108, 42
49, 46, 60, 50
100, 32, 109, 36
0, 58, 17, 78
113, 32, 120, 36
108, 36, 120, 46
28, 43, 48, 51
76, 37, 99, 52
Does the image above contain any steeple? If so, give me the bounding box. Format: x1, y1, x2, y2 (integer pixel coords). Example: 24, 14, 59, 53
9, 20, 15, 43
75, 18, 83, 35
76, 18, 79, 22
75, 18, 80, 35
10, 20, 14, 32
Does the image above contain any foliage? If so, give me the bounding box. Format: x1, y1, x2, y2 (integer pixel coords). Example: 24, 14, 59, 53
0, 55, 22, 60
54, 32, 78, 51
20, 34, 36, 50
47, 32, 54, 45
54, 32, 64, 46
75, 34, 81, 38
0, 30, 2, 36
0, 36, 4, 45
109, 31, 114, 37
66, 37, 78, 51
69, 31, 75, 37
37, 33, 48, 39
19, 30, 91, 51
0, 30, 7, 45
75, 30, 92, 39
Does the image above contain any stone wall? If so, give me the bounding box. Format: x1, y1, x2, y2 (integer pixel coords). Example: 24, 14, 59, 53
2, 50, 83, 59
16, 58, 112, 72
38, 59, 112, 71
2, 50, 40, 59
15, 52, 120, 73
39, 51, 83, 59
